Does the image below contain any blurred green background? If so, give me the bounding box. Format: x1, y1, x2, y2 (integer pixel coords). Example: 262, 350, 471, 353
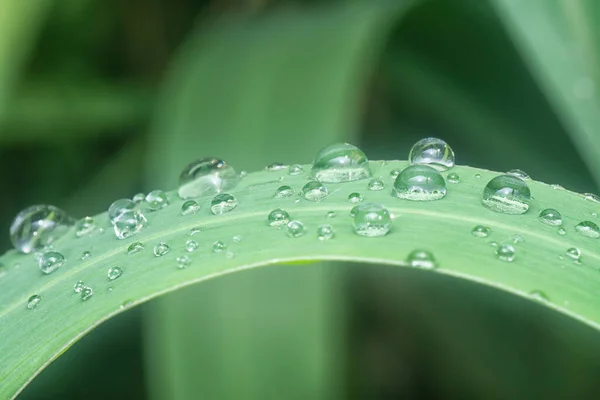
3, 0, 600, 399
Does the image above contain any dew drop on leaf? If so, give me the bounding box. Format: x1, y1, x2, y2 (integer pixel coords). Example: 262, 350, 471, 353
267, 208, 290, 227
481, 175, 531, 214
575, 221, 600, 238
113, 210, 147, 240
185, 239, 199, 252
210, 193, 238, 215
181, 200, 201, 215
81, 251, 91, 260
232, 235, 243, 243
447, 172, 460, 183
127, 242, 144, 254
367, 178, 384, 191
27, 295, 41, 310
311, 143, 371, 183
189, 228, 201, 236
108, 266, 123, 281
153, 242, 170, 257
475, 173, 482, 179
348, 192, 363, 203
176, 255, 191, 269
326, 211, 336, 218
349, 205, 360, 218
145, 190, 169, 211
108, 199, 136, 223
506, 169, 530, 180
39, 251, 65, 274
266, 162, 287, 171
566, 247, 581, 261
178, 158, 239, 199
81, 286, 94, 301
558, 227, 567, 236
392, 165, 447, 201
471, 225, 491, 238
389, 169, 401, 179
301, 181, 328, 202
132, 193, 145, 204
409, 137, 455, 171
212, 241, 226, 252
406, 249, 437, 269
75, 216, 96, 237
274, 185, 294, 198
317, 224, 334, 240
538, 208, 562, 226
10, 205, 75, 254
74, 280, 85, 293
287, 220, 306, 238
495, 244, 515, 262
352, 203, 392, 237
289, 164, 304, 175
512, 235, 524, 244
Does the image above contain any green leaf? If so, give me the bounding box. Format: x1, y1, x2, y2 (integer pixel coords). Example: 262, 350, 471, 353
1, 163, 599, 399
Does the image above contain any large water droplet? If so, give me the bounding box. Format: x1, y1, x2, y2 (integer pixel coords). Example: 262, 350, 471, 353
10, 205, 75, 253
178, 158, 239, 199
482, 175, 531, 214
39, 251, 65, 274
409, 137, 455, 171
287, 220, 306, 237
154, 242, 170, 256
212, 241, 226, 252
302, 181, 328, 202
113, 210, 147, 240
317, 224, 334, 240
392, 165, 447, 201
75, 216, 96, 237
575, 221, 600, 238
289, 164, 304, 175
145, 190, 169, 211
132, 193, 145, 204
447, 172, 460, 183
506, 169, 530, 180
538, 208, 562, 226
566, 247, 581, 261
127, 242, 144, 254
74, 280, 85, 293
27, 295, 41, 310
181, 200, 200, 215
108, 199, 136, 223
81, 286, 94, 301
352, 203, 392, 237
311, 143, 371, 183
495, 244, 515, 262
348, 192, 363, 203
268, 209, 290, 227
274, 185, 294, 198
176, 255, 191, 269
210, 193, 238, 215
108, 266, 123, 281
185, 239, 199, 252
368, 178, 384, 191
471, 225, 491, 238
406, 249, 437, 269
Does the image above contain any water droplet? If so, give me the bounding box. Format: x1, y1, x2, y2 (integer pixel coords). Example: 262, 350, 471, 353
471, 225, 491, 238
389, 169, 401, 179
210, 193, 238, 215
178, 158, 239, 199
301, 181, 328, 202
349, 205, 360, 218
145, 190, 169, 211
317, 224, 334, 240
39, 251, 65, 274
512, 235, 524, 244
287, 221, 306, 237
181, 200, 200, 215
326, 211, 336, 218
233, 235, 243, 243
558, 227, 567, 236
367, 178, 384, 191
113, 210, 147, 240
27, 295, 41, 310
108, 199, 136, 223
75, 216, 96, 237
495, 244, 515, 262
132, 193, 145, 204
212, 241, 226, 252
185, 239, 198, 252
566, 247, 581, 261
311, 143, 371, 183
406, 249, 437, 269
108, 266, 123, 281
268, 209, 290, 227
274, 185, 294, 198
348, 192, 363, 203
392, 165, 447, 201
538, 208, 562, 226
189, 227, 201, 236
74, 280, 85, 293
447, 172, 460, 183
506, 169, 530, 179
482, 175, 531, 214
266, 162, 287, 171
289, 164, 304, 175
409, 137, 455, 171
583, 193, 600, 203
575, 221, 600, 238
81, 251, 91, 260
154, 242, 170, 257
352, 203, 392, 237
529, 290, 550, 302
176, 255, 191, 269
127, 242, 144, 254
489, 241, 498, 247
10, 205, 75, 253
475, 173, 482, 179
81, 286, 94, 301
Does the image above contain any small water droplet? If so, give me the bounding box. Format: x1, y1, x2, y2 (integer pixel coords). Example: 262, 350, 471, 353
132, 193, 145, 204
366, 178, 384, 191
447, 172, 460, 183
566, 247, 581, 261
240, 171, 248, 178
74, 280, 85, 293
482, 175, 531, 214
108, 266, 123, 281
575, 221, 600, 238
154, 242, 170, 256
529, 290, 550, 302
113, 209, 147, 240
317, 224, 334, 240
538, 208, 562, 226
274, 185, 294, 198
127, 242, 144, 254
145, 190, 169, 211
289, 164, 304, 175
287, 221, 306, 237
39, 251, 65, 274
27, 295, 41, 310
352, 203, 392, 237
81, 251, 91, 260
475, 173, 482, 179
81, 286, 94, 301
326, 211, 336, 218
471, 225, 491, 238
583, 193, 600, 203
302, 181, 328, 202
185, 239, 199, 252
348, 192, 363, 203
232, 235, 243, 243
75, 216, 96, 237
409, 137, 455, 171
506, 169, 530, 179
212, 241, 226, 252
389, 169, 401, 179
266, 162, 287, 171
392, 165, 447, 201
512, 235, 524, 244
489, 241, 498, 247
181, 200, 201, 215
311, 143, 371, 183
406, 249, 437, 269
268, 208, 290, 227
10, 205, 75, 253
558, 227, 567, 236
178, 158, 239, 199
189, 227, 201, 236
210, 193, 238, 215
176, 255, 191, 269
495, 244, 515, 262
